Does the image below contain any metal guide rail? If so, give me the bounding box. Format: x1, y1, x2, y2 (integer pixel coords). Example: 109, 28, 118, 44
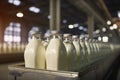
8, 57, 106, 80
8, 51, 120, 80
8, 63, 79, 80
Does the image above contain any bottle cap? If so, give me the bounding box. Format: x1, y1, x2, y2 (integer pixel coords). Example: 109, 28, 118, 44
44, 33, 51, 38
30, 31, 36, 35
63, 33, 71, 38
72, 35, 78, 39
51, 30, 59, 35
31, 31, 41, 39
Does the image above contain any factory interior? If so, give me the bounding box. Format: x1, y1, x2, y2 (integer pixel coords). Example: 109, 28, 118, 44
0, 0, 120, 80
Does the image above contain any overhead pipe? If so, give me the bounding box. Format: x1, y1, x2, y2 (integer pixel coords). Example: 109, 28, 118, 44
98, 0, 112, 20
68, 0, 107, 27
49, 0, 60, 31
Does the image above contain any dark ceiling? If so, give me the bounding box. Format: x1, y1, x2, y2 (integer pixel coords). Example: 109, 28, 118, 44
0, 0, 119, 35
0, 0, 86, 28
104, 0, 120, 17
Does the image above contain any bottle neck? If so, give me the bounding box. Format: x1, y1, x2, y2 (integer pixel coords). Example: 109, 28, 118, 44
32, 35, 41, 40
53, 35, 57, 39
65, 37, 68, 42
32, 35, 36, 40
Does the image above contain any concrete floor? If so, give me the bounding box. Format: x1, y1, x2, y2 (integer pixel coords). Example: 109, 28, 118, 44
0, 62, 22, 80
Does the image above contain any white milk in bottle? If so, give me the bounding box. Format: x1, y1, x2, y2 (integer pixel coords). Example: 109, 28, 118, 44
63, 34, 77, 71
79, 36, 88, 66
24, 32, 46, 69
72, 35, 82, 70
84, 38, 91, 63
45, 31, 67, 71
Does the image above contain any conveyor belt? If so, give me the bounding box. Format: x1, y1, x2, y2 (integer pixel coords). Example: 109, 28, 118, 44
8, 51, 120, 80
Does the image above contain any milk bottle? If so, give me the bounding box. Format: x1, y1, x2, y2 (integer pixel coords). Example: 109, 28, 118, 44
92, 39, 98, 60
63, 34, 77, 71
84, 38, 91, 63
79, 36, 88, 66
72, 35, 82, 70
94, 40, 101, 60
45, 31, 67, 71
24, 32, 46, 69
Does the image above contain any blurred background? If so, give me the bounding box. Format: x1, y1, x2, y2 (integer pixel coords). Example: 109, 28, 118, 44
0, 0, 119, 80
0, 0, 120, 44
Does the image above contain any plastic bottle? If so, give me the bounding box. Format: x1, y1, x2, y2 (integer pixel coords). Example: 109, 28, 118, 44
63, 34, 77, 71
84, 38, 91, 63
13, 43, 17, 53
72, 35, 82, 70
79, 36, 88, 66
45, 31, 67, 71
94, 40, 101, 60
24, 32, 46, 69
91, 39, 98, 61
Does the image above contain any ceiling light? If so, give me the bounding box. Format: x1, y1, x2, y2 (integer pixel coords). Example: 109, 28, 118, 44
98, 37, 102, 41
118, 11, 120, 18
102, 27, 106, 32
68, 25, 74, 29
48, 15, 51, 19
83, 28, 87, 32
73, 23, 79, 27
29, 6, 40, 13
102, 36, 109, 42
63, 19, 67, 23
107, 20, 111, 25
78, 26, 84, 30
95, 29, 100, 34
16, 12, 24, 18
109, 26, 114, 30
8, 0, 21, 6
8, 0, 14, 4
13, 0, 21, 6
113, 24, 118, 29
